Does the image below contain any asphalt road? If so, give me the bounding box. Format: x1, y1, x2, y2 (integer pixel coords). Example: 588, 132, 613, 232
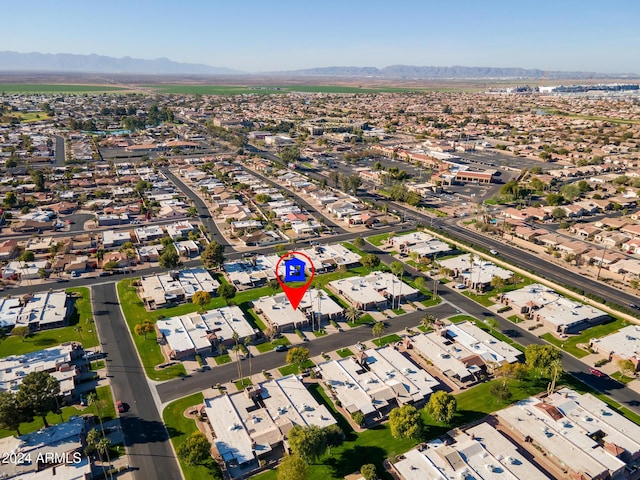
160, 168, 231, 247
53, 134, 65, 166
92, 283, 182, 480
156, 301, 460, 403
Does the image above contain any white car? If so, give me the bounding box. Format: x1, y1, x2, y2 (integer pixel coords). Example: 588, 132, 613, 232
455, 283, 467, 289
490, 249, 498, 255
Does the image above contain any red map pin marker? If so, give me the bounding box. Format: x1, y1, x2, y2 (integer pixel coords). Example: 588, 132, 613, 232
275, 251, 315, 310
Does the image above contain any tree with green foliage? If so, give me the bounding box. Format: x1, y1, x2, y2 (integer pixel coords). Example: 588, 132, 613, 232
201, 241, 225, 270
268, 279, 280, 294
217, 283, 237, 305
16, 371, 60, 427
323, 424, 344, 451
353, 237, 365, 249
103, 260, 119, 271
280, 146, 300, 163
0, 391, 27, 435
30, 170, 45, 192
11, 325, 30, 342
490, 381, 513, 403
414, 276, 426, 291
551, 207, 567, 220
177, 431, 212, 466
286, 347, 310, 373
134, 322, 155, 340
192, 291, 211, 312
421, 314, 436, 331
426, 391, 457, 424
361, 253, 380, 272
390, 261, 404, 309
360, 464, 377, 480
277, 454, 308, 480
389, 405, 423, 439
287, 425, 326, 463
351, 410, 365, 427
21, 250, 35, 262
372, 321, 385, 342
159, 246, 181, 269
525, 344, 562, 376
2, 191, 17, 208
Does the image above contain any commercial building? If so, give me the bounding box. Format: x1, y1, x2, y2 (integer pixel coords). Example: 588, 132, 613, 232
138, 268, 220, 309
157, 306, 254, 359
327, 272, 419, 311
500, 284, 609, 334
316, 346, 439, 423
203, 375, 336, 478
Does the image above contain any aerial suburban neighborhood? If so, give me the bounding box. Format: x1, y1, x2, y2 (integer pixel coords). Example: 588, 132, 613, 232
2, 68, 640, 480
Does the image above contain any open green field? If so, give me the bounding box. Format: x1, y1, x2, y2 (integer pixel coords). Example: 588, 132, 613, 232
0, 84, 128, 93
0, 111, 52, 124
0, 287, 98, 357
0, 385, 116, 439
143, 85, 424, 95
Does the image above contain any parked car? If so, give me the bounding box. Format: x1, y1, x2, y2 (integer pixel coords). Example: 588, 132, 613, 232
589, 368, 607, 378
490, 249, 498, 255
455, 283, 467, 289
116, 401, 125, 413
630, 303, 639, 310
274, 344, 288, 352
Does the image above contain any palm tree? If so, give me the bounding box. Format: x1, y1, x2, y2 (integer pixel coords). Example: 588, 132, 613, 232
232, 332, 244, 386
345, 306, 361, 324
244, 336, 253, 380
421, 314, 436, 331
390, 261, 404, 310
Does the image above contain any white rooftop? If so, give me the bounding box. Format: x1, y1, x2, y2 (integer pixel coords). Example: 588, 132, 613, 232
590, 324, 640, 361
439, 254, 513, 285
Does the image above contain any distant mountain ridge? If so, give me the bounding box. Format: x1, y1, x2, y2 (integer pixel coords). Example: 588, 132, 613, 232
0, 51, 636, 79
0, 51, 240, 75
274, 65, 636, 80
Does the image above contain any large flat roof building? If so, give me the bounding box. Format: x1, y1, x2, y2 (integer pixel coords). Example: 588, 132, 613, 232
0, 290, 70, 331
439, 254, 513, 290
327, 272, 418, 311
138, 267, 220, 309
392, 421, 549, 480
496, 388, 640, 480
317, 346, 439, 422
204, 375, 335, 478
590, 325, 640, 370
157, 305, 254, 359
500, 284, 609, 334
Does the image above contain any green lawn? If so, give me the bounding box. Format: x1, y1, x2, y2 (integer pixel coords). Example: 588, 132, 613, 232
116, 280, 187, 381
278, 360, 315, 377
0, 287, 98, 357
507, 315, 522, 323
214, 354, 232, 365
372, 334, 402, 347
421, 297, 442, 307
341, 241, 368, 258
448, 314, 476, 323
336, 348, 354, 358
611, 372, 635, 384
90, 360, 106, 370
462, 290, 496, 307
0, 385, 116, 439
541, 317, 628, 359
255, 336, 291, 353
163, 393, 221, 480
235, 378, 253, 390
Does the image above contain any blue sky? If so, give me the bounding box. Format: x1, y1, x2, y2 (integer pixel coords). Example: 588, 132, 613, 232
4, 0, 640, 73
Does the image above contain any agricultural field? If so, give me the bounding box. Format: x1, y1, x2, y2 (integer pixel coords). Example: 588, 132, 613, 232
142, 84, 424, 95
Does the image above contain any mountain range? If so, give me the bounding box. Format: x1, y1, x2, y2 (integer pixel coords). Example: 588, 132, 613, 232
0, 51, 636, 79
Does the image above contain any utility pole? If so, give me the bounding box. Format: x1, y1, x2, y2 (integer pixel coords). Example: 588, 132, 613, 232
596, 242, 609, 281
